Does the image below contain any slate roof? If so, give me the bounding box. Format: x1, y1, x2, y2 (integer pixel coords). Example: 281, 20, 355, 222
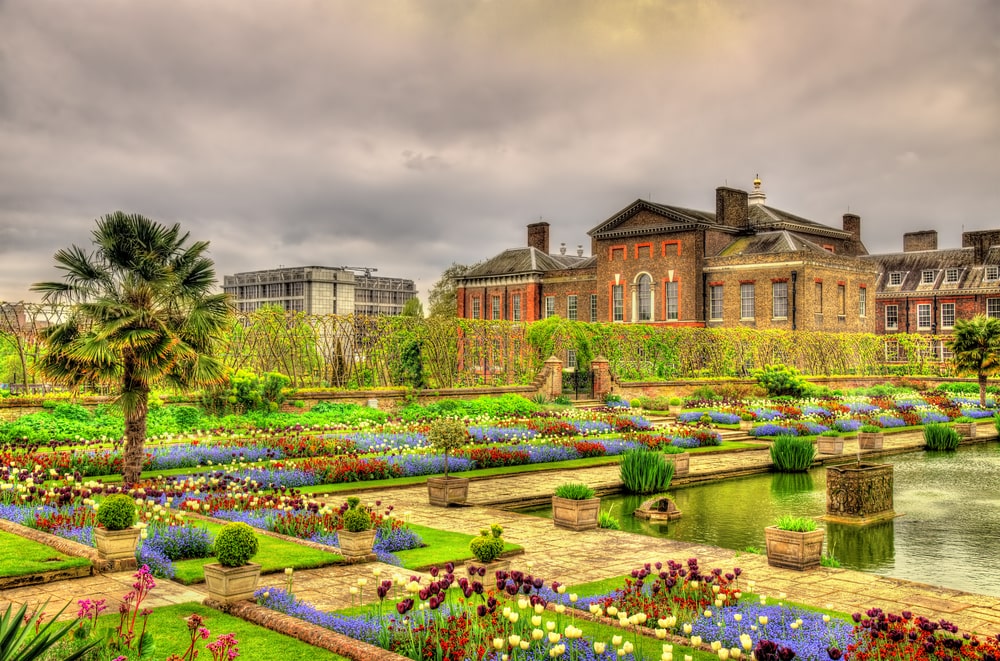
860, 248, 981, 292
749, 205, 854, 240
715, 230, 838, 258
462, 247, 595, 278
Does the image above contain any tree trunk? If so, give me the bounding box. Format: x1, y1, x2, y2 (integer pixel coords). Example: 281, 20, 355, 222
980, 373, 988, 408
122, 353, 149, 486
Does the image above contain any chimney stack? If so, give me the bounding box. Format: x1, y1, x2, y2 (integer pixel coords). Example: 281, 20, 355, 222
963, 230, 1000, 263
842, 213, 861, 241
527, 222, 550, 253
716, 187, 749, 229
903, 230, 938, 252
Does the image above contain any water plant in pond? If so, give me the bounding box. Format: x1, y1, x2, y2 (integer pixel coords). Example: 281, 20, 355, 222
620, 448, 675, 494
923, 423, 960, 451
769, 436, 817, 472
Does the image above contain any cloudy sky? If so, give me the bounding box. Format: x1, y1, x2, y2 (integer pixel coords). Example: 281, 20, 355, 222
1, 0, 998, 302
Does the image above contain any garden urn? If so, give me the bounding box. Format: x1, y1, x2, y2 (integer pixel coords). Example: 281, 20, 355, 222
763, 526, 825, 571
551, 495, 601, 531
203, 562, 262, 605
427, 476, 470, 507
338, 528, 377, 559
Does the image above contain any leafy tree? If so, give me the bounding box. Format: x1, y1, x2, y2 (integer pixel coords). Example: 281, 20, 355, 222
947, 315, 1000, 406
32, 212, 230, 485
401, 297, 424, 317
428, 263, 473, 317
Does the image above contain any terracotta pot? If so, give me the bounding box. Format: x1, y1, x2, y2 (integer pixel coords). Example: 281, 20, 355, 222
427, 476, 470, 506
764, 526, 824, 571
94, 527, 140, 562
857, 432, 884, 450
666, 452, 690, 477
817, 437, 844, 455
203, 562, 261, 604
338, 528, 376, 559
551, 496, 600, 531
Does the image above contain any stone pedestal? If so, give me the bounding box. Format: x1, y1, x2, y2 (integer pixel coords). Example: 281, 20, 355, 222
825, 463, 895, 525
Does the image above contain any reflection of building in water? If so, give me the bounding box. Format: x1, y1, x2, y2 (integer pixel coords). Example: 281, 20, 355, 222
222, 266, 416, 315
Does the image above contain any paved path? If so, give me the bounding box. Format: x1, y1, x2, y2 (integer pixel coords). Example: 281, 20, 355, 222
4, 428, 1000, 637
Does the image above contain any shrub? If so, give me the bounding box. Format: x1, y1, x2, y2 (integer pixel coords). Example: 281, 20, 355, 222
342, 497, 373, 532
427, 418, 468, 477
769, 435, 816, 472
620, 448, 675, 494
553, 483, 595, 500
668, 397, 682, 407
755, 364, 808, 398
469, 523, 505, 563
214, 522, 259, 567
773, 515, 818, 532
923, 423, 960, 451
96, 494, 137, 531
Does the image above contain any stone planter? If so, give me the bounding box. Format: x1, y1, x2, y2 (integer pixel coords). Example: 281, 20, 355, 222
955, 422, 977, 438
739, 420, 754, 432
764, 526, 824, 571
94, 527, 140, 563
825, 462, 895, 525
857, 432, 884, 450
666, 452, 690, 477
203, 562, 261, 605
552, 496, 600, 531
668, 405, 682, 415
427, 476, 470, 507
634, 496, 682, 521
465, 558, 511, 578
338, 529, 377, 559
816, 437, 844, 455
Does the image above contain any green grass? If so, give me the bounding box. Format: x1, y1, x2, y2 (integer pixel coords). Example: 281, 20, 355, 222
394, 524, 522, 570
0, 529, 92, 578
71, 602, 350, 661
171, 521, 341, 584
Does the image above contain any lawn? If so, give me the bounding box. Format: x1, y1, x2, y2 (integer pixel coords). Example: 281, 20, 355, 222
171, 521, 341, 584
0, 529, 91, 578
393, 523, 523, 570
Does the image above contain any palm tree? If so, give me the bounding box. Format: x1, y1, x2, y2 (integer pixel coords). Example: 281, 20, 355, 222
947, 315, 1000, 407
32, 213, 231, 485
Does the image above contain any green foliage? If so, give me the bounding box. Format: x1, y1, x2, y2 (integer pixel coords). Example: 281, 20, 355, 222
428, 263, 473, 318
216, 369, 291, 414
399, 394, 538, 422
936, 382, 980, 394
619, 448, 675, 494
668, 397, 682, 406
551, 395, 572, 406
689, 385, 718, 401
923, 423, 960, 451
859, 424, 882, 433
427, 417, 468, 477
468, 523, 505, 564
96, 494, 137, 531
773, 515, 818, 532
394, 338, 425, 389
342, 497, 373, 532
948, 315, 1000, 406
820, 553, 841, 568
214, 522, 259, 567
769, 435, 817, 472
598, 509, 621, 530
0, 599, 99, 661
553, 482, 595, 500
401, 297, 424, 317
755, 364, 808, 398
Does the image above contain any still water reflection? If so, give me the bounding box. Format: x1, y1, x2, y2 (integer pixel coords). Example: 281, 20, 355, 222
527, 443, 1000, 596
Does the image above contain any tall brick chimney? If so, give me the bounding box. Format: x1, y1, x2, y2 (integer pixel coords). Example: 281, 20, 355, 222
903, 230, 938, 252
842, 213, 861, 241
963, 230, 1000, 263
527, 222, 550, 253
716, 187, 749, 229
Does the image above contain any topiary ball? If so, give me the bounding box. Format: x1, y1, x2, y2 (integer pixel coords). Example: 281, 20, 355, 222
342, 506, 372, 532
213, 522, 259, 567
96, 493, 137, 531
469, 524, 505, 563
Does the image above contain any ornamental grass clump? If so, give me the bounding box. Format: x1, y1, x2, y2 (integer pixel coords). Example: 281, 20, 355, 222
427, 417, 468, 478
469, 523, 505, 564
619, 448, 675, 494
923, 423, 960, 451
96, 493, 137, 530
774, 514, 818, 532
213, 521, 259, 567
769, 435, 817, 472
553, 482, 595, 500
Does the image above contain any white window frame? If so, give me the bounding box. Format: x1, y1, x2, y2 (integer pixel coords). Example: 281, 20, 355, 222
885, 305, 898, 330
636, 274, 652, 322
858, 287, 867, 318
772, 282, 788, 319
666, 282, 679, 321
941, 303, 955, 329
709, 285, 723, 321
566, 348, 578, 370
889, 272, 903, 286
988, 298, 1000, 319
512, 294, 521, 322
471, 298, 481, 319
921, 270, 936, 284
986, 266, 999, 281
491, 295, 501, 320
612, 285, 624, 322
590, 294, 598, 322
544, 296, 555, 319
945, 268, 959, 284
567, 295, 578, 321
917, 303, 932, 330
740, 283, 755, 320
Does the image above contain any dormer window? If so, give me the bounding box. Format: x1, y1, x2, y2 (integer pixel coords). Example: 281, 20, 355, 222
888, 272, 904, 286
987, 266, 1000, 282
921, 270, 936, 284
945, 268, 960, 284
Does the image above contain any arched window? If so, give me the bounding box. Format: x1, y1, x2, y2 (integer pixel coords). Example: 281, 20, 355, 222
637, 274, 652, 321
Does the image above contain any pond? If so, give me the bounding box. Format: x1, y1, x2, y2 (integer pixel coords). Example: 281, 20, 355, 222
525, 443, 1000, 596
